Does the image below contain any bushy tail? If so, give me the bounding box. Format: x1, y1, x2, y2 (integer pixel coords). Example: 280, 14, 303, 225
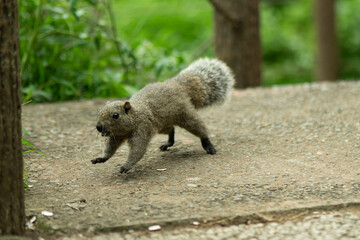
176, 58, 234, 109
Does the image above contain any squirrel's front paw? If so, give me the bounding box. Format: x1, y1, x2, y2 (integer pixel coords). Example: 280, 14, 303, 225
91, 157, 108, 164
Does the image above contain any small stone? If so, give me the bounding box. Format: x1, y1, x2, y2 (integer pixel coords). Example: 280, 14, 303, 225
41, 210, 53, 217
148, 225, 161, 231
192, 221, 200, 226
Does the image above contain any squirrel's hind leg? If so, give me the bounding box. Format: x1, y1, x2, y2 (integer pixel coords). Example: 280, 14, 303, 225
178, 111, 217, 155
159, 127, 175, 151
201, 137, 217, 155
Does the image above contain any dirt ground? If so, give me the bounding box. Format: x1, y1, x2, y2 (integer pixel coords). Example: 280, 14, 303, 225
22, 81, 360, 238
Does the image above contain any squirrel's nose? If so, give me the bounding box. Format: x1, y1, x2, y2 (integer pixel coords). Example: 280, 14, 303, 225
96, 125, 102, 133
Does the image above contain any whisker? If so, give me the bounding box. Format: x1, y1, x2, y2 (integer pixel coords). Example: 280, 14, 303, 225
110, 131, 118, 144
90, 128, 99, 136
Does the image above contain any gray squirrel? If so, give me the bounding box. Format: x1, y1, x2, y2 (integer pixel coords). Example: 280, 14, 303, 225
91, 58, 234, 173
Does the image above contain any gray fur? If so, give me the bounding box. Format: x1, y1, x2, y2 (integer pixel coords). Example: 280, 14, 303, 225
177, 58, 234, 108
91, 58, 234, 173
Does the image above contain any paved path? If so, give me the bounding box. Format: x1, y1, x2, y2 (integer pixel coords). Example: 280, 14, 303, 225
22, 81, 360, 238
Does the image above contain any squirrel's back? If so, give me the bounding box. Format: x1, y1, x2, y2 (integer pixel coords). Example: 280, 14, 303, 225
175, 58, 234, 109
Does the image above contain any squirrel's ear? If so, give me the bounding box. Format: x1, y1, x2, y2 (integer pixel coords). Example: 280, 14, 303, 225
121, 101, 131, 114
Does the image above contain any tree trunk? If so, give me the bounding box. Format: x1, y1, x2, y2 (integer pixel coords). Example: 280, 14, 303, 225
210, 0, 262, 88
0, 0, 25, 235
315, 0, 338, 81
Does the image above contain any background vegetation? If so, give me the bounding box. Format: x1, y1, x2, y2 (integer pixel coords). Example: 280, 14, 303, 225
19, 0, 360, 102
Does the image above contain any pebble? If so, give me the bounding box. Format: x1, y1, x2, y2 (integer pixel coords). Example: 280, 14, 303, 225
148, 225, 161, 231
41, 210, 54, 217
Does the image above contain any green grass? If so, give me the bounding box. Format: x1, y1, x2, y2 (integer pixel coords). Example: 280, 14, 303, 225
112, 0, 213, 54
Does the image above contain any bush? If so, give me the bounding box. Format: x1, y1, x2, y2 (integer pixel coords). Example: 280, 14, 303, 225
19, 0, 184, 102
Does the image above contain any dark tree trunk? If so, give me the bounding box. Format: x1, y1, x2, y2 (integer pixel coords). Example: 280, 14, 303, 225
210, 0, 262, 88
0, 0, 25, 235
315, 0, 338, 81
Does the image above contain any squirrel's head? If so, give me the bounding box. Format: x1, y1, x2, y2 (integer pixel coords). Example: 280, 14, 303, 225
96, 100, 134, 137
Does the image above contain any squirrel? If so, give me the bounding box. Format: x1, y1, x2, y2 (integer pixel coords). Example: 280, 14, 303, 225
91, 58, 234, 173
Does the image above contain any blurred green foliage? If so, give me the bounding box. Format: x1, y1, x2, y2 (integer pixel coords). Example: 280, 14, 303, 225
112, 0, 213, 55
261, 0, 315, 85
337, 0, 360, 80
261, 0, 360, 85
19, 0, 184, 102
19, 0, 360, 102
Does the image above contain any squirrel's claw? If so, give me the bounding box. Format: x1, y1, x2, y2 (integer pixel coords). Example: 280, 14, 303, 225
91, 157, 108, 164
159, 140, 174, 151
120, 166, 130, 174
159, 144, 169, 151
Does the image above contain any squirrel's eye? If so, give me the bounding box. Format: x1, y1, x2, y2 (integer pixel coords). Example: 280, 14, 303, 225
113, 113, 119, 119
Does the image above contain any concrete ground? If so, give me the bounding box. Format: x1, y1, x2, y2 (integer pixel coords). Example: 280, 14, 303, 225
21, 81, 360, 239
